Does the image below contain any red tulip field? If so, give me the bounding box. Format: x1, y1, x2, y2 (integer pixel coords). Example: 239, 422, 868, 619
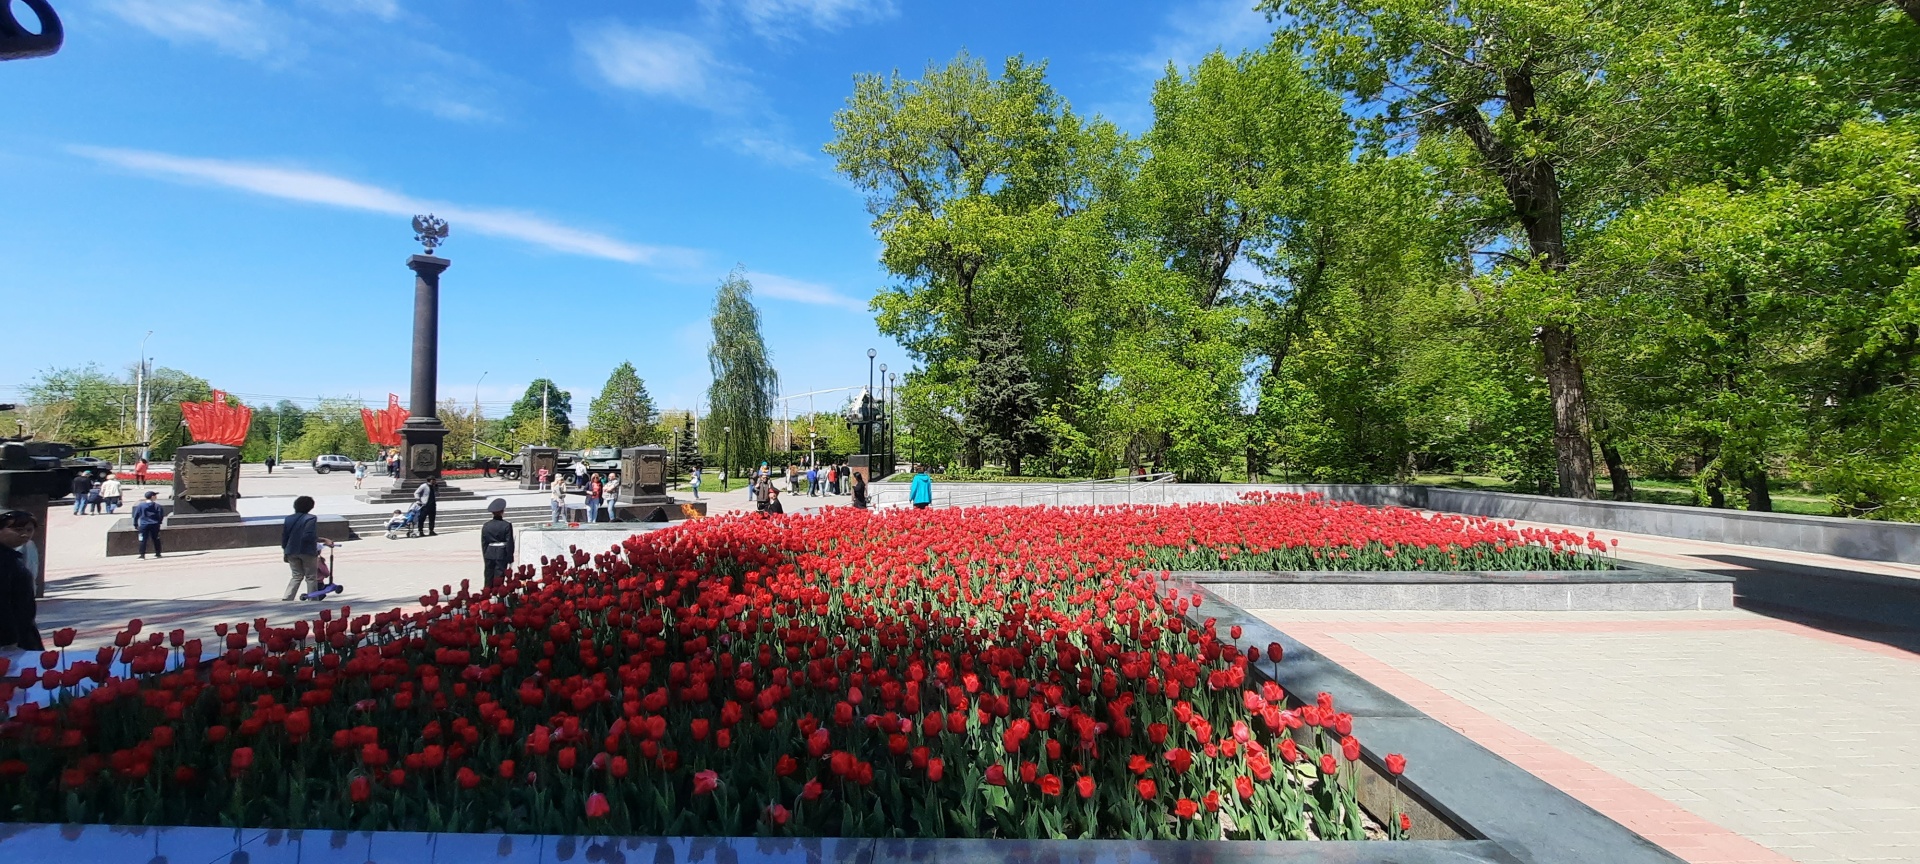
0, 494, 1609, 839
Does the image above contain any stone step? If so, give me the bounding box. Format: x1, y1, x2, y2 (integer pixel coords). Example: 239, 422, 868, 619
343, 506, 551, 536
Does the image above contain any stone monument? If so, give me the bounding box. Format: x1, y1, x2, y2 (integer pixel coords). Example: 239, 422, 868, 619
169, 391, 249, 523
617, 444, 704, 521
359, 215, 476, 504
519, 446, 560, 490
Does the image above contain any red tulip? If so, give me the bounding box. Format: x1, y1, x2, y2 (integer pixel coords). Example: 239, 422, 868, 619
349, 776, 370, 803
1235, 775, 1254, 800
457, 767, 480, 789
927, 757, 944, 782
1039, 774, 1062, 796
229, 748, 253, 776
1385, 753, 1407, 776
693, 769, 720, 796
984, 764, 1008, 787
1174, 798, 1197, 819
1319, 754, 1339, 776
585, 792, 610, 819
765, 803, 790, 826
1136, 778, 1156, 800
801, 779, 823, 801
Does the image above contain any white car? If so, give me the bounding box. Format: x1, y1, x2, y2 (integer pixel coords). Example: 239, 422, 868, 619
311, 455, 355, 474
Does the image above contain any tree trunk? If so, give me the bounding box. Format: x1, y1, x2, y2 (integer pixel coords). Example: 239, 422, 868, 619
1744, 469, 1773, 512
1453, 81, 1597, 499
1897, 0, 1920, 28
1601, 440, 1633, 501
1539, 325, 1598, 498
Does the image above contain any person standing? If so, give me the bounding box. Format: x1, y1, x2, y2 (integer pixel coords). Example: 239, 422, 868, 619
690, 465, 703, 499
414, 477, 439, 536
133, 457, 148, 486
851, 471, 869, 509
280, 495, 334, 601
550, 474, 568, 524
754, 473, 772, 513
765, 487, 785, 516
131, 490, 164, 558
574, 458, 588, 488
0, 510, 45, 653
602, 472, 621, 522
70, 472, 92, 516
100, 475, 123, 514
480, 498, 514, 589
585, 474, 603, 524
909, 465, 933, 509
265, 456, 276, 474
86, 477, 104, 515
353, 461, 367, 489
537, 466, 550, 487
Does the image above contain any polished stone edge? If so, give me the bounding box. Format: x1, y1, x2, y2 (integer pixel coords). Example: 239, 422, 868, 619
0, 825, 1523, 864
1176, 579, 1689, 864
1176, 564, 1736, 612
103, 514, 352, 557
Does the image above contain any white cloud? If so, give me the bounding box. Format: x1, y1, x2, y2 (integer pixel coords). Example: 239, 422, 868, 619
69, 145, 688, 265
729, 134, 816, 167
575, 24, 748, 112
746, 271, 869, 311
303, 0, 402, 21
720, 0, 898, 39
1135, 0, 1271, 76
102, 0, 288, 60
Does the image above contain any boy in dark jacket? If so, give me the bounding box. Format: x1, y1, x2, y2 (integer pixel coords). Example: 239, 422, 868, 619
0, 510, 44, 651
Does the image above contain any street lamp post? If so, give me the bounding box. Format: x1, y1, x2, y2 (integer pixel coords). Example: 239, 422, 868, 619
888, 371, 898, 476
473, 371, 488, 461
877, 363, 888, 476
722, 425, 731, 490
865, 348, 876, 460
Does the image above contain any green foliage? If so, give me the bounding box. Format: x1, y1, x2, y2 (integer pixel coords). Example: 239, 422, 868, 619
499, 379, 572, 449
282, 399, 378, 462
581, 362, 658, 449
826, 4, 1920, 518
706, 269, 779, 476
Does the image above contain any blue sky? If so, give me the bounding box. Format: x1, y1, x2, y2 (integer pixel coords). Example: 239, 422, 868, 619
0, 0, 1272, 422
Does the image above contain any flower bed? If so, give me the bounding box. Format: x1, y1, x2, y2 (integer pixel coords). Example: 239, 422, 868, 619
0, 496, 1601, 838
112, 472, 173, 482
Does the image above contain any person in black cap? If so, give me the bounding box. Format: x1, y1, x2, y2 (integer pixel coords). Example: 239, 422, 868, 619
480, 498, 514, 589
0, 510, 45, 652
131, 490, 165, 559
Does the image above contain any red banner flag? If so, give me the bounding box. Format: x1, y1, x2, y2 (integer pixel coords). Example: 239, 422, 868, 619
361, 394, 409, 448
179, 390, 252, 447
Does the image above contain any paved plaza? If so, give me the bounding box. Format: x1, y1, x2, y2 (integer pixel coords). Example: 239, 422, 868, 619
1253, 521, 1920, 864
34, 464, 838, 643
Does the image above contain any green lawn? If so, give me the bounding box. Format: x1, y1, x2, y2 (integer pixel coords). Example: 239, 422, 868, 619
1409, 473, 1834, 517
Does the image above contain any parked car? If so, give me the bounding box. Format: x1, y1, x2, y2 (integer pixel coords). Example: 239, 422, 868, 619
312, 454, 355, 474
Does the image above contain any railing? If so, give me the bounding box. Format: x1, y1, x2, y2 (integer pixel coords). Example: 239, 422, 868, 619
881, 473, 1180, 510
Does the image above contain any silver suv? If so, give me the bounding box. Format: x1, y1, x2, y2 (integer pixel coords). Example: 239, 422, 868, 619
311, 455, 355, 474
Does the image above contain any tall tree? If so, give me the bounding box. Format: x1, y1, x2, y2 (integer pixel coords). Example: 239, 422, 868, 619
1270, 0, 1656, 498
706, 269, 779, 477
498, 379, 572, 448
582, 363, 658, 449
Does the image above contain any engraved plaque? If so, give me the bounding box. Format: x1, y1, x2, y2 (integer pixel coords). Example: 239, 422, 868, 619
409, 443, 439, 473
182, 459, 229, 500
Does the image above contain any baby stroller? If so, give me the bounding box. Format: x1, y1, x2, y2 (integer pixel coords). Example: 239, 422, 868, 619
302, 546, 343, 601
384, 504, 422, 539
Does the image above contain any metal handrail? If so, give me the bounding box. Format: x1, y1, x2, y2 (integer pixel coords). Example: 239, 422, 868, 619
893, 472, 1179, 510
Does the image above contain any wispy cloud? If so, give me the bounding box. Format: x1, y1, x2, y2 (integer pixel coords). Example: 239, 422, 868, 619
1135, 0, 1272, 76
711, 0, 899, 40
302, 0, 402, 21
575, 23, 749, 112
746, 271, 869, 311
70, 145, 688, 265
102, 0, 289, 61
729, 134, 817, 167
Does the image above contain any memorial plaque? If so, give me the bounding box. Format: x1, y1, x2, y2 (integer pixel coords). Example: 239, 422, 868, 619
619, 445, 670, 499
409, 443, 439, 473
181, 458, 230, 501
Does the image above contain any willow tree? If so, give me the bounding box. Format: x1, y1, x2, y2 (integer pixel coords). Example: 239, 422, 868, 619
706, 269, 779, 477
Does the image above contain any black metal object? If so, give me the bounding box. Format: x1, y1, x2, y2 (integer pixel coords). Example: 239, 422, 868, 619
412, 213, 449, 255
0, 0, 60, 62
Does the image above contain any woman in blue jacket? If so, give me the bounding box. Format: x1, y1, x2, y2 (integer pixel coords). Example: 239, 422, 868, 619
909, 465, 933, 510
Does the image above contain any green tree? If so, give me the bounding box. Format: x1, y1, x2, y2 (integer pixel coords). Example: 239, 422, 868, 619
706, 269, 779, 478
580, 363, 658, 449
498, 379, 572, 448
